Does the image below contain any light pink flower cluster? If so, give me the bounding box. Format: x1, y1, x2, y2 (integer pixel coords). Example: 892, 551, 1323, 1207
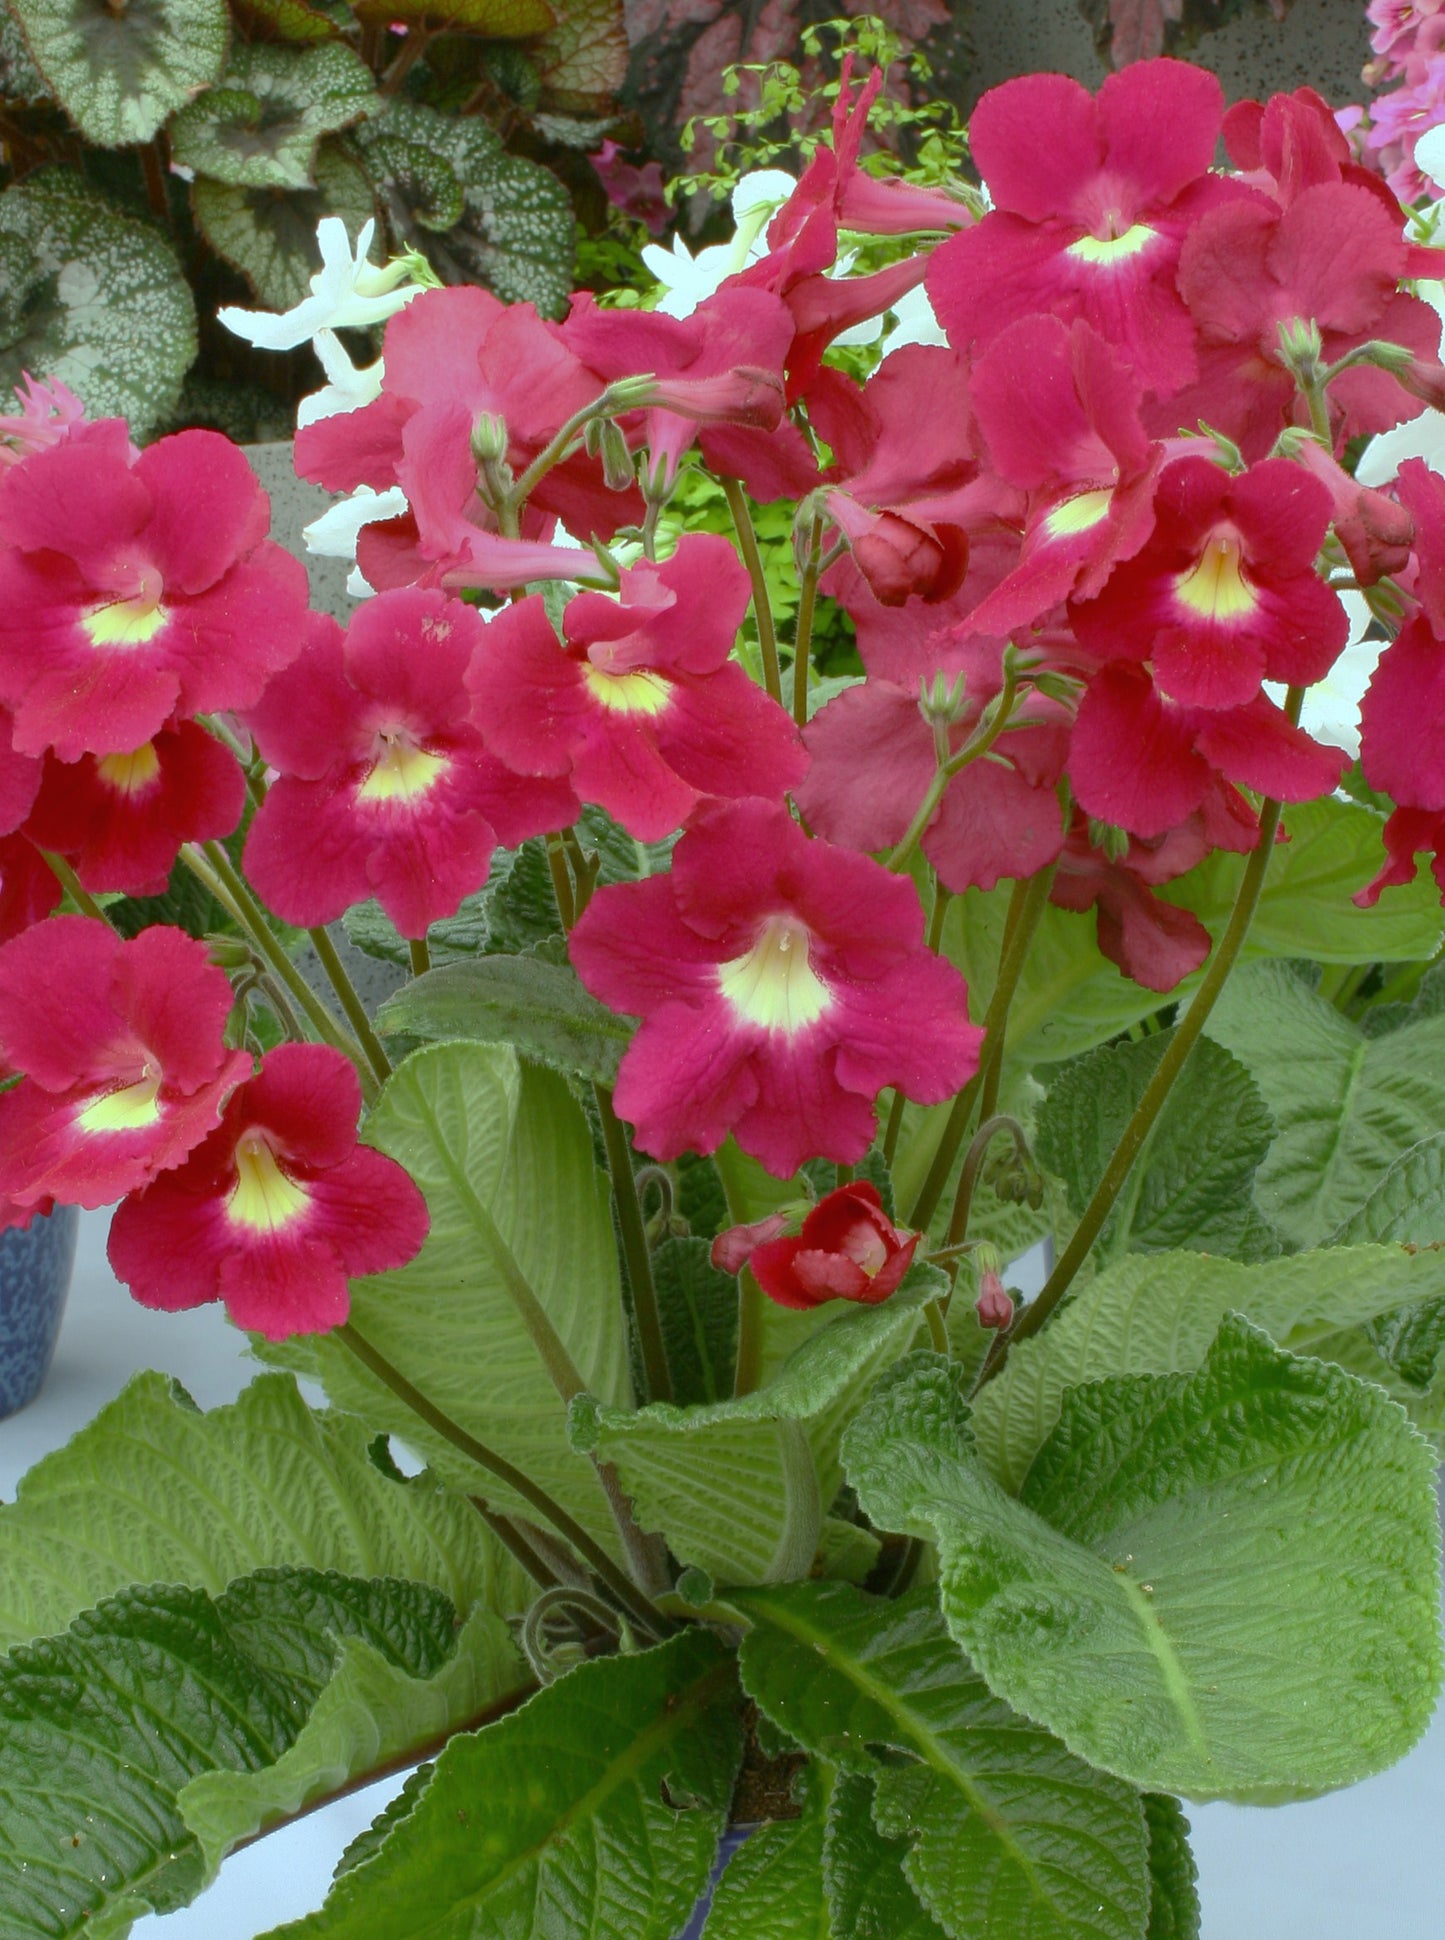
1359, 0, 1445, 197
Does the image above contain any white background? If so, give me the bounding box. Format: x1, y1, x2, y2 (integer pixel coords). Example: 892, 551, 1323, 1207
2, 1211, 1441, 1940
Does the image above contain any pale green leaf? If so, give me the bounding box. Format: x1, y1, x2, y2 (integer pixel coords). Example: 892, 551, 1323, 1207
971, 1242, 1445, 1492
180, 1603, 524, 1881
1330, 1130, 1445, 1246
1034, 1031, 1274, 1261
938, 798, 1443, 1082
259, 1630, 742, 1940
0, 1369, 519, 1653
377, 953, 632, 1082
170, 42, 377, 191
264, 1042, 631, 1547
0, 170, 195, 439
702, 1764, 831, 1939
1205, 961, 1445, 1247
736, 1581, 1150, 1940
9, 0, 227, 145
571, 1270, 939, 1585
845, 1330, 1443, 1800
0, 1569, 510, 1940
193, 136, 378, 312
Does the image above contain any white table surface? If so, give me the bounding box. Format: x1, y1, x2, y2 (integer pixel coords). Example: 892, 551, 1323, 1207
3, 1209, 1442, 1940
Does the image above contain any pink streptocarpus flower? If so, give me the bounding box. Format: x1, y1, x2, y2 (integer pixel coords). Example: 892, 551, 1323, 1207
106, 1043, 429, 1340
743, 1181, 919, 1310
0, 422, 310, 760
568, 798, 984, 1177
242, 594, 578, 938
468, 536, 806, 842
0, 373, 89, 468
926, 59, 1239, 396
23, 721, 246, 896
0, 917, 251, 1211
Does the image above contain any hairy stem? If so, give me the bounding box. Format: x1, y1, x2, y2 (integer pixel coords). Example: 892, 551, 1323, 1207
336, 1322, 668, 1634
308, 925, 393, 1087
907, 868, 1054, 1233
722, 477, 782, 704
38, 850, 109, 924
594, 1083, 674, 1405
983, 776, 1295, 1385
792, 514, 824, 728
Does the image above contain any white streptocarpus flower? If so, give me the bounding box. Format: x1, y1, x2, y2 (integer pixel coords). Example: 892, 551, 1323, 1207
642, 169, 797, 319
302, 485, 410, 601
218, 219, 434, 351
295, 329, 386, 429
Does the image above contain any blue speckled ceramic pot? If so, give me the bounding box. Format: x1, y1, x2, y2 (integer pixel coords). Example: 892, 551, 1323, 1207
676, 1824, 757, 1939
0, 1205, 79, 1420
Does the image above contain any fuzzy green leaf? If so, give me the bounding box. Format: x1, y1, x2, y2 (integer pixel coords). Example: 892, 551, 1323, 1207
377, 952, 632, 1081
0, 1369, 520, 1653
1034, 1031, 1274, 1261
363, 97, 574, 314
263, 1042, 631, 1547
1205, 961, 1445, 1247
736, 1581, 1150, 1940
0, 170, 194, 439
653, 1234, 738, 1407
230, 0, 343, 43
9, 0, 227, 144
702, 1764, 832, 1939
0, 1569, 519, 1940
351, 0, 554, 27
936, 797, 1443, 1082
570, 1269, 939, 1585
971, 1241, 1445, 1492
259, 1630, 742, 1940
822, 1774, 947, 1940
845, 1329, 1443, 1800
1142, 1794, 1200, 1940
171, 42, 377, 190
193, 136, 377, 311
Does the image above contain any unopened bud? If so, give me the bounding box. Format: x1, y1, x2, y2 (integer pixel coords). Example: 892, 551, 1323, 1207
975, 1268, 1014, 1331
206, 935, 255, 972
1087, 816, 1131, 862
470, 412, 509, 466
711, 1212, 791, 1275
917, 668, 969, 728
597, 419, 636, 493
1276, 316, 1325, 385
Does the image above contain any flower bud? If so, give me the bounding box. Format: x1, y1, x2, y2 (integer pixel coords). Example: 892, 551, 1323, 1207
470, 412, 509, 466
711, 1212, 790, 1275
975, 1268, 1014, 1330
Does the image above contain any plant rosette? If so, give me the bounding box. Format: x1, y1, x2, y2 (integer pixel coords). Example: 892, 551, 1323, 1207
2, 46, 1445, 1940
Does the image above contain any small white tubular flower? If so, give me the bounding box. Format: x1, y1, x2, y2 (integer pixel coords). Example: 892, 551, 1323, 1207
642, 168, 796, 319
303, 485, 410, 603
295, 330, 386, 429
218, 219, 433, 351
880, 281, 948, 353
1416, 124, 1445, 193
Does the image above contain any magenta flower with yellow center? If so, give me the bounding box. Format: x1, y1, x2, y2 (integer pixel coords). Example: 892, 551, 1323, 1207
0, 917, 251, 1210
106, 1043, 429, 1340
568, 798, 983, 1177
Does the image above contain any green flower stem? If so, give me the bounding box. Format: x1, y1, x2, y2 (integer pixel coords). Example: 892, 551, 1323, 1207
468, 1503, 558, 1589
880, 1089, 907, 1169
509, 390, 626, 517
409, 936, 431, 978
886, 671, 1020, 874
335, 1322, 668, 1636
989, 780, 1295, 1380
906, 867, 1054, 1233
722, 477, 783, 704
792, 514, 824, 728
945, 1113, 1030, 1251
37, 849, 109, 924
545, 833, 576, 931
716, 1139, 767, 1398
594, 1083, 674, 1405
179, 844, 369, 1080
306, 925, 393, 1088
922, 1298, 950, 1356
